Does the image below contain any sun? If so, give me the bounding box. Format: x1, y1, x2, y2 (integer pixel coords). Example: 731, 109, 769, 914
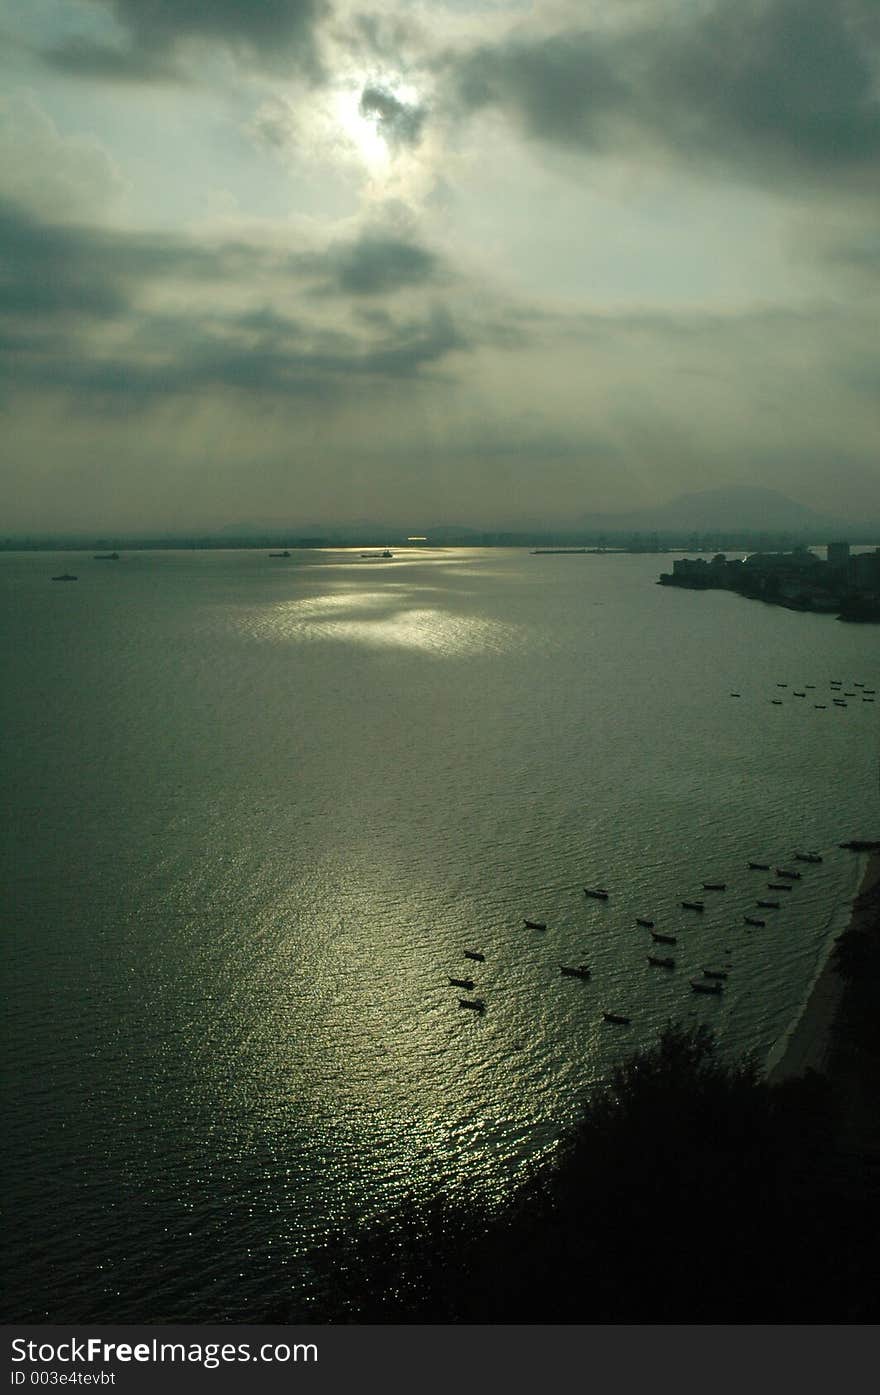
334, 84, 389, 170
333, 74, 423, 174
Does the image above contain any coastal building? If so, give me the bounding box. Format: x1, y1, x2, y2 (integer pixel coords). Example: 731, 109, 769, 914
660, 544, 879, 619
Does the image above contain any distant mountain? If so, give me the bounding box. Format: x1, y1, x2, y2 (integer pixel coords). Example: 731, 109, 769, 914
576, 487, 859, 537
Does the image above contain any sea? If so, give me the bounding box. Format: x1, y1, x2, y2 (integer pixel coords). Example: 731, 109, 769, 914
1, 546, 878, 1321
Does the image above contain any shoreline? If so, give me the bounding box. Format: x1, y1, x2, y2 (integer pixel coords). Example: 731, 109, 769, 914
766, 850, 880, 1084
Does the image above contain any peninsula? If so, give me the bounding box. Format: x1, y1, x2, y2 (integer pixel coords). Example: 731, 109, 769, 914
659, 544, 880, 621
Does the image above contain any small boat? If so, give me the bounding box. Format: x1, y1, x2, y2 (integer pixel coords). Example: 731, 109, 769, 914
748, 861, 770, 871
51, 573, 77, 581
703, 968, 729, 980
864, 697, 875, 703
584, 887, 609, 900
681, 900, 704, 911
865, 689, 876, 695
770, 699, 783, 704
775, 868, 801, 880
636, 917, 655, 928
464, 950, 484, 962
805, 684, 815, 689
268, 550, 290, 557
458, 998, 485, 1014
382, 549, 393, 558
744, 915, 765, 927
449, 977, 474, 990
776, 683, 788, 688
767, 883, 792, 891
560, 965, 591, 979
757, 899, 780, 909
833, 700, 848, 707
814, 704, 827, 709
793, 691, 805, 697
844, 692, 856, 697
794, 852, 822, 864
523, 919, 547, 930
730, 692, 741, 697
93, 552, 119, 560
691, 979, 723, 995
602, 1011, 630, 1025
651, 930, 677, 945
839, 839, 880, 851
647, 955, 674, 969
702, 882, 725, 891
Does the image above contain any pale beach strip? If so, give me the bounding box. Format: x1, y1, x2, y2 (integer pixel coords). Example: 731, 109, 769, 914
766, 850, 880, 1084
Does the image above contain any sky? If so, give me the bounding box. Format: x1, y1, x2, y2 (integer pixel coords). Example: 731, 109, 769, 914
1, 0, 878, 533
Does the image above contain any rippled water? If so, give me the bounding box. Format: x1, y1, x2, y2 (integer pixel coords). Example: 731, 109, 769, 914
2, 547, 878, 1320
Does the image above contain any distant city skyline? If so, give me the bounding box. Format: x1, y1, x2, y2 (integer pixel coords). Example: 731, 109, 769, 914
2, 2, 878, 531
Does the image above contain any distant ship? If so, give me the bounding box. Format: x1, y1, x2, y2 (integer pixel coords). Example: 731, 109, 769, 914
93, 552, 119, 560
268, 550, 290, 558
51, 573, 77, 581
360, 549, 393, 559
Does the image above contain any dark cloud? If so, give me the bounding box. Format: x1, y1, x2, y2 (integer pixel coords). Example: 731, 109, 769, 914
4, 302, 467, 409
0, 199, 466, 411
359, 84, 427, 149
327, 233, 438, 295
42, 0, 327, 82
0, 198, 268, 324
448, 0, 880, 184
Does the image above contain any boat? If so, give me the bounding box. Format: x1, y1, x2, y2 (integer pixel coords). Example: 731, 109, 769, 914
691, 979, 723, 995
651, 930, 676, 945
268, 550, 290, 558
767, 882, 792, 891
703, 968, 729, 980
814, 704, 827, 709
744, 915, 765, 927
864, 697, 875, 703
382, 549, 393, 558
776, 683, 788, 688
636, 917, 655, 928
793, 691, 805, 697
794, 852, 822, 864
805, 684, 815, 689
523, 919, 547, 930
647, 955, 675, 969
51, 573, 77, 581
560, 965, 591, 979
771, 699, 783, 704
93, 552, 119, 560
839, 839, 880, 852
681, 900, 704, 911
748, 861, 770, 870
602, 1011, 631, 1025
833, 699, 848, 707
730, 692, 741, 697
584, 887, 609, 900
458, 998, 485, 1014
464, 950, 485, 962
757, 899, 780, 909
775, 868, 801, 879
702, 882, 726, 891
448, 977, 474, 990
